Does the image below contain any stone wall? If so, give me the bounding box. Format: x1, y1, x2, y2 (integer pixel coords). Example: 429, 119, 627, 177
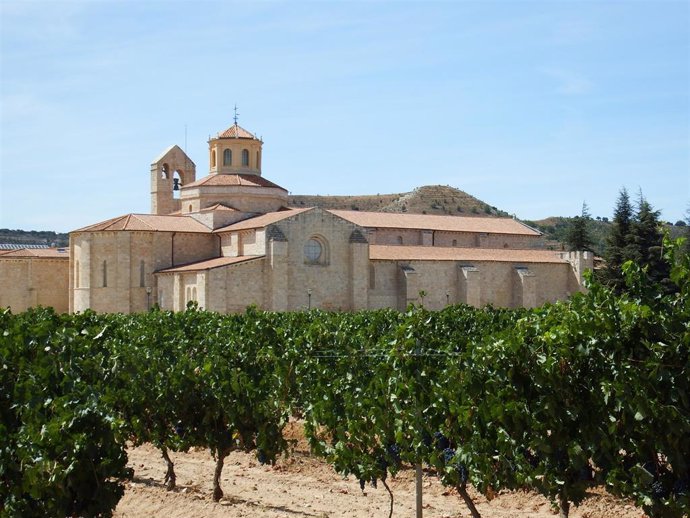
371, 229, 542, 249
0, 256, 69, 313
369, 259, 575, 310
70, 230, 217, 313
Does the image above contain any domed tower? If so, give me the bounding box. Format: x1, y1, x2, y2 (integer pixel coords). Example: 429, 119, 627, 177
177, 118, 288, 215
208, 122, 263, 176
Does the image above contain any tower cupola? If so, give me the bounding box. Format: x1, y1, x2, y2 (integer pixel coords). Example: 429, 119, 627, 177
208, 122, 263, 176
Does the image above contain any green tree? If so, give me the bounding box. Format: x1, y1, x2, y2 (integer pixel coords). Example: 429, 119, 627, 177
628, 193, 669, 287
601, 188, 635, 291
565, 202, 593, 251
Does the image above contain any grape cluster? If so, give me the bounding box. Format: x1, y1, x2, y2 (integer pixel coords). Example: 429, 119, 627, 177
386, 443, 401, 466
256, 449, 267, 465
434, 431, 450, 451
651, 479, 670, 500
442, 447, 468, 484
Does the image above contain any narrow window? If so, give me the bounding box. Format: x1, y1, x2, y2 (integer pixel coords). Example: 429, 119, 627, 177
369, 264, 376, 290
75, 261, 80, 288
452, 239, 457, 247
211, 150, 216, 167
139, 260, 145, 287
158, 291, 164, 307
256, 151, 260, 169
102, 260, 108, 288
223, 149, 232, 166
397, 236, 403, 245
242, 149, 249, 166
188, 204, 192, 213
161, 163, 169, 179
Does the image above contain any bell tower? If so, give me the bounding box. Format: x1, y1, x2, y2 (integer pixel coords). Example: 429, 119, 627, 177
150, 145, 196, 215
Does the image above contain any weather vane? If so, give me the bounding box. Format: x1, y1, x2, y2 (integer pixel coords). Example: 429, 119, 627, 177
233, 104, 239, 125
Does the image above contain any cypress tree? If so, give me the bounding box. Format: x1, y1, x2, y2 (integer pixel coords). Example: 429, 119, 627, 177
629, 193, 668, 285
566, 202, 593, 251
602, 188, 634, 291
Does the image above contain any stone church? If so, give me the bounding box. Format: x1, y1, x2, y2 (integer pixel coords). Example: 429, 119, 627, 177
68, 120, 593, 314
2, 120, 592, 314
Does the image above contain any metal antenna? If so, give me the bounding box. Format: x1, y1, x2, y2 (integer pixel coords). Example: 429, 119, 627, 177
233, 104, 239, 125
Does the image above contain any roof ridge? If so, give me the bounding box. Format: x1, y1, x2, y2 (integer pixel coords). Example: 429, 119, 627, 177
130, 214, 157, 231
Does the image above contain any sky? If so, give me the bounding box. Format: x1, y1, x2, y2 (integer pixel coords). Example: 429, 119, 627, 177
1, 0, 688, 233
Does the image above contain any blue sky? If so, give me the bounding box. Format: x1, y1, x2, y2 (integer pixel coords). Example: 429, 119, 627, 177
1, 0, 688, 232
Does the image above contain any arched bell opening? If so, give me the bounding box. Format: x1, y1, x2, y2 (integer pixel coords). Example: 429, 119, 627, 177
173, 171, 182, 199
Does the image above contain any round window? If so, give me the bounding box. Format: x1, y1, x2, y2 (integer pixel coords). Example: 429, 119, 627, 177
304, 239, 322, 262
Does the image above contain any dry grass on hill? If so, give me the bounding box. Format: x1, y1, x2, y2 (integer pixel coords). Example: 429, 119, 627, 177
289, 185, 510, 218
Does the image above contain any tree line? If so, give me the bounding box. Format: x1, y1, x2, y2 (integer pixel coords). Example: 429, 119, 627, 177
566, 188, 689, 293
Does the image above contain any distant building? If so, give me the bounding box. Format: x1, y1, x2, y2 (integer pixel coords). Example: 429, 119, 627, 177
66, 121, 591, 314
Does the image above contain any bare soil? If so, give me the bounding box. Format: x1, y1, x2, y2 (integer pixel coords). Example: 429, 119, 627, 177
115, 424, 648, 518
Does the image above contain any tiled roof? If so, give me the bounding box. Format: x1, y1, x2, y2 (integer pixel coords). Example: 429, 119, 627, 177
328, 210, 541, 236
156, 255, 264, 273
216, 123, 258, 139
0, 248, 69, 259
184, 174, 287, 191
72, 214, 211, 233
370, 245, 569, 264
199, 203, 239, 213
214, 208, 313, 233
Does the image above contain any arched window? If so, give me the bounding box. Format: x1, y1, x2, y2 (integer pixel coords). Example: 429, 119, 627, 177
211, 150, 216, 168
223, 149, 232, 166
161, 163, 169, 179
188, 204, 193, 213
242, 149, 249, 166
102, 260, 108, 287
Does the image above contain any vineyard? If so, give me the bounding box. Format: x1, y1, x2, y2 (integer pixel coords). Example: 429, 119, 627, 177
1, 240, 688, 518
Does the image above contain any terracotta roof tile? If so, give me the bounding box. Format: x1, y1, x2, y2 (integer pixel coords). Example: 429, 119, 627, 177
156, 255, 264, 273
370, 245, 569, 264
199, 203, 240, 213
214, 208, 313, 233
216, 123, 258, 139
184, 174, 286, 191
72, 214, 211, 233
0, 247, 69, 259
329, 210, 541, 236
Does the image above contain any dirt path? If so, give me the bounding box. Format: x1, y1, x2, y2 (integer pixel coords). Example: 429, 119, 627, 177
115, 442, 648, 518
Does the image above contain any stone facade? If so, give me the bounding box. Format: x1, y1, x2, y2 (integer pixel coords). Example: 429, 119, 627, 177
1, 120, 594, 315
0, 249, 70, 313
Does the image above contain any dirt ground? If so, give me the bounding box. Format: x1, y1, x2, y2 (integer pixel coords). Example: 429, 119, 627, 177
115, 424, 648, 518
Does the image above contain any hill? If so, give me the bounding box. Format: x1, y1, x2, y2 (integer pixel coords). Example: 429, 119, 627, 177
289, 185, 511, 217
0, 229, 69, 248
